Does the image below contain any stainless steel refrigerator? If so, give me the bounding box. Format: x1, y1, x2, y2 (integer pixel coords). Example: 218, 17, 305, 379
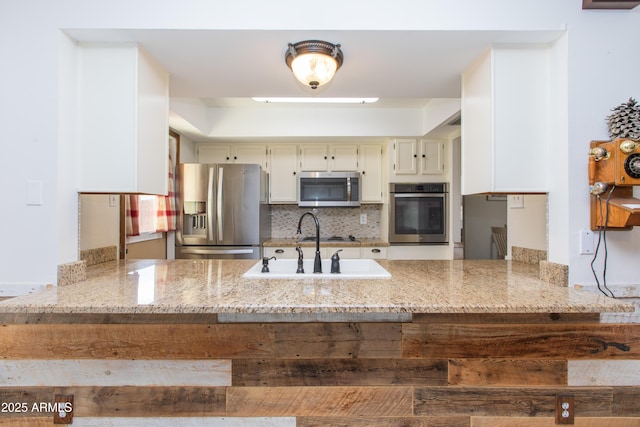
175, 163, 270, 259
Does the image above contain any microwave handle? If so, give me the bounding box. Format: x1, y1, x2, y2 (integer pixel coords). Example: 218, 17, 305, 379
347, 177, 352, 201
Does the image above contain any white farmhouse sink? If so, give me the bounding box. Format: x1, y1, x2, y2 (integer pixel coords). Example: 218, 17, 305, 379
243, 258, 391, 279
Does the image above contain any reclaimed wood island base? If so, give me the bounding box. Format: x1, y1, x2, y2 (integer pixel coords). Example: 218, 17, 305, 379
0, 259, 638, 426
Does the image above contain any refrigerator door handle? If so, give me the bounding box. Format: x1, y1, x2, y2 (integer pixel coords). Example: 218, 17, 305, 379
179, 248, 255, 255
207, 167, 215, 241
217, 167, 224, 240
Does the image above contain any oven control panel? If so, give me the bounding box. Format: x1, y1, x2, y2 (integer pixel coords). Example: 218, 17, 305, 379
390, 183, 448, 193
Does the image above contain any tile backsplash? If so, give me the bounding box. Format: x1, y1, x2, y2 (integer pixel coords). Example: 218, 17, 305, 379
270, 205, 382, 239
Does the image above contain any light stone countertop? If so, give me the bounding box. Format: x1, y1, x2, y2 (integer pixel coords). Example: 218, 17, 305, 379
0, 259, 632, 315
263, 238, 389, 247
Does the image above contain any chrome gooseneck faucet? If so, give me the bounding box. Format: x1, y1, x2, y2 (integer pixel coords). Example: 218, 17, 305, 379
296, 211, 322, 273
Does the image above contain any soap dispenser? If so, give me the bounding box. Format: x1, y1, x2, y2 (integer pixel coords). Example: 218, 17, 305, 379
330, 249, 342, 274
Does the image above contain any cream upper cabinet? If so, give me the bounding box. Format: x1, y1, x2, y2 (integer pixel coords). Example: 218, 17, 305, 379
299, 144, 359, 172
197, 145, 232, 163
197, 144, 268, 170
393, 139, 418, 175
393, 139, 444, 176
360, 144, 383, 203
461, 46, 549, 194
299, 145, 328, 171
77, 44, 169, 194
329, 145, 359, 171
268, 144, 298, 203
419, 139, 445, 175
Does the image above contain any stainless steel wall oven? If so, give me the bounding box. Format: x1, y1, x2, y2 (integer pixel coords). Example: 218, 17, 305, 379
389, 183, 448, 244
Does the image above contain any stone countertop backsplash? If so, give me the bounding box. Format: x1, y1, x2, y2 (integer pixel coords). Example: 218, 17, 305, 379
264, 238, 389, 247
0, 259, 631, 316
270, 205, 382, 239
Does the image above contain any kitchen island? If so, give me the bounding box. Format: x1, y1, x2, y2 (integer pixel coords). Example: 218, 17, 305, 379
1, 260, 638, 426
0, 258, 629, 315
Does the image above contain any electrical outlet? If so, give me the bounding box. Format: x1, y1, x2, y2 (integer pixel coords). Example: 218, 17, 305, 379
53, 394, 74, 424
360, 213, 367, 225
555, 395, 574, 425
579, 229, 594, 255
109, 194, 118, 207
509, 194, 524, 208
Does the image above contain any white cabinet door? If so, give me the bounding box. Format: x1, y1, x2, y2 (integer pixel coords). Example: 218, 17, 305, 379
360, 144, 383, 203
234, 145, 268, 170
269, 145, 298, 203
419, 139, 445, 175
197, 145, 232, 163
299, 145, 328, 171
329, 145, 359, 171
461, 46, 549, 193
393, 139, 417, 175
77, 44, 169, 194
197, 144, 268, 170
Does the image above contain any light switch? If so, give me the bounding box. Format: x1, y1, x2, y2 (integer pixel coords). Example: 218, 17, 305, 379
26, 180, 43, 206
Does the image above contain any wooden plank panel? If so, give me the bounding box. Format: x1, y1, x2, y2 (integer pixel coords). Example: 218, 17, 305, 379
0, 324, 274, 359
449, 359, 567, 386
570, 360, 640, 386
613, 387, 640, 416
298, 416, 470, 426
0, 386, 227, 417
72, 386, 227, 416
0, 360, 231, 386
0, 417, 296, 426
219, 312, 412, 323
226, 386, 413, 417
0, 419, 51, 427
0, 313, 219, 324
412, 313, 601, 324
472, 417, 640, 427
414, 387, 612, 417
274, 323, 402, 358
232, 358, 447, 386
403, 323, 640, 359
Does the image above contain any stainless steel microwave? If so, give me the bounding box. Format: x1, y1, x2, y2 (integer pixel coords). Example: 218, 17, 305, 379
298, 171, 360, 207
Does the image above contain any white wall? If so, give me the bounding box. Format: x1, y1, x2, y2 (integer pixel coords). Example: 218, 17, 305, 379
1, 0, 639, 287
463, 195, 507, 259
79, 195, 120, 252
507, 195, 548, 256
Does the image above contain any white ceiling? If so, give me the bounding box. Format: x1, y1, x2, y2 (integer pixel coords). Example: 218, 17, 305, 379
65, 28, 564, 142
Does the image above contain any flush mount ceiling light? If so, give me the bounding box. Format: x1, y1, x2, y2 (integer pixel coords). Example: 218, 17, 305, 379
252, 97, 378, 104
285, 40, 344, 90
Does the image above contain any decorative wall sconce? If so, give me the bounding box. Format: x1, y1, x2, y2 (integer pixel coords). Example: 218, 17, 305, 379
285, 40, 344, 90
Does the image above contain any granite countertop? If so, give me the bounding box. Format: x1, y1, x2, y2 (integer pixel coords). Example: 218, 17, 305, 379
264, 238, 389, 248
0, 259, 632, 315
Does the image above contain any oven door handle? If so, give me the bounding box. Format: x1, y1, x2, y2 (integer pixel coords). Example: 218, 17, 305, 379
392, 193, 445, 197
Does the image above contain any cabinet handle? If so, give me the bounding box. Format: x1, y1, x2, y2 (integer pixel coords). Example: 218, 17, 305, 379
362, 171, 366, 175
371, 248, 381, 253
332, 156, 335, 159
422, 154, 426, 158
293, 171, 296, 175
324, 156, 327, 159
226, 157, 230, 160
413, 154, 417, 158
275, 249, 285, 254
234, 156, 237, 160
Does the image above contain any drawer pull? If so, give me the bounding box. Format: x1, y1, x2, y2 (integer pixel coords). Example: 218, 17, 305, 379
275, 249, 285, 254
371, 248, 381, 253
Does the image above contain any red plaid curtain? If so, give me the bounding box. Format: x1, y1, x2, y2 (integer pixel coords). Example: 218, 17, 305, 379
125, 137, 177, 236
156, 148, 177, 232
125, 195, 140, 236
